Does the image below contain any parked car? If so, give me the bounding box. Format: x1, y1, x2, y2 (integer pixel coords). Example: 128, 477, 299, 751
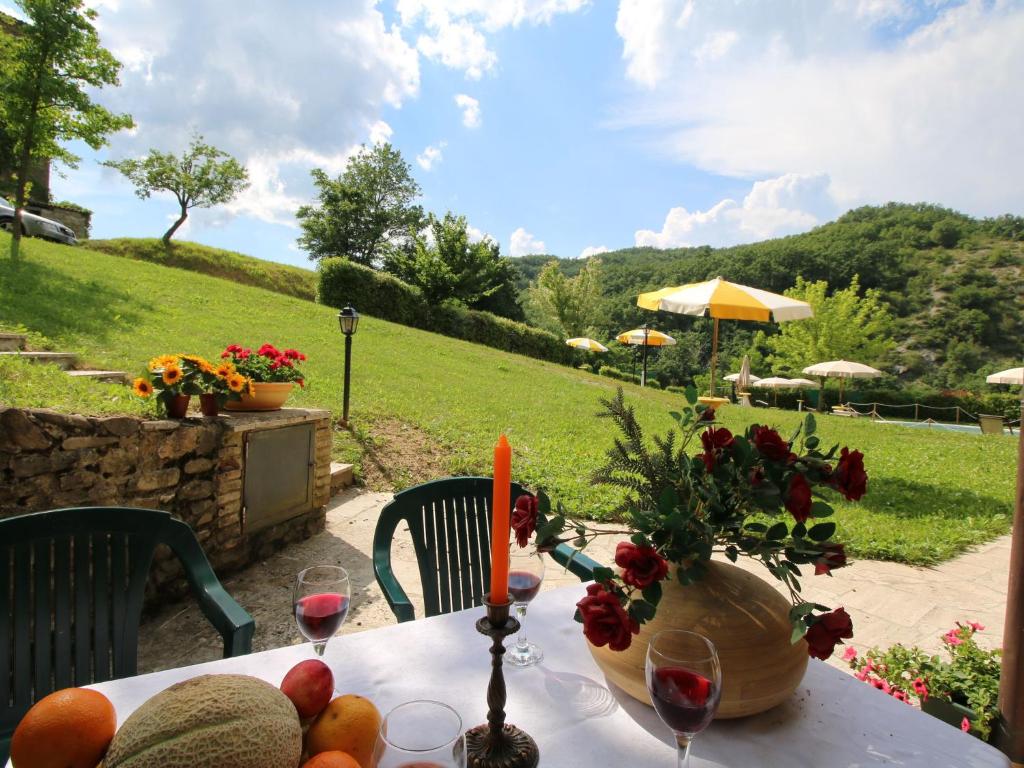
0, 197, 78, 245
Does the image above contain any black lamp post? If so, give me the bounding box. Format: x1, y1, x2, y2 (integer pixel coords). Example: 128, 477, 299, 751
337, 305, 359, 427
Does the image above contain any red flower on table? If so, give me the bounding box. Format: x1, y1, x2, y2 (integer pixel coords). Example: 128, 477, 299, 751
576, 583, 638, 651
751, 426, 792, 463
511, 494, 538, 548
699, 427, 734, 472
832, 448, 867, 501
785, 474, 813, 523
814, 543, 847, 575
804, 607, 853, 660
615, 542, 669, 589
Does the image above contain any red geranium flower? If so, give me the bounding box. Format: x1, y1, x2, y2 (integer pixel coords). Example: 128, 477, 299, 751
751, 425, 791, 462
805, 607, 853, 660
699, 427, 734, 472
785, 474, 812, 523
258, 343, 280, 358
814, 543, 847, 575
832, 448, 867, 501
576, 583, 638, 651
511, 494, 538, 548
615, 542, 669, 589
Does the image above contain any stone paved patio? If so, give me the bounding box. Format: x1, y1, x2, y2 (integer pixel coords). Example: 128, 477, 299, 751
138, 488, 1009, 674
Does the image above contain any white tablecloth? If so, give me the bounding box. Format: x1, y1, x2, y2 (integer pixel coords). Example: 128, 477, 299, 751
52, 585, 1010, 767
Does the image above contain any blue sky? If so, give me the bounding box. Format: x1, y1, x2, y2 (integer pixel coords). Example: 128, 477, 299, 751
4, 0, 1022, 267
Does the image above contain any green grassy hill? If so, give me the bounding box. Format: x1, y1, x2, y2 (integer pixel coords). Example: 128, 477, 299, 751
0, 231, 1018, 565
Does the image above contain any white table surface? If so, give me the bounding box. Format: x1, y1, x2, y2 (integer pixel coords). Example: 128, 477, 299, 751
57, 585, 1009, 768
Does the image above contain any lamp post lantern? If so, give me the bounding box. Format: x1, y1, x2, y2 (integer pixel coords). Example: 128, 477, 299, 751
337, 305, 359, 427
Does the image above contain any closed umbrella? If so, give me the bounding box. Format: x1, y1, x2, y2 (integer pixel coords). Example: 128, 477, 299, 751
638, 277, 812, 398
802, 360, 882, 406
616, 327, 676, 387
565, 337, 609, 353
987, 367, 1024, 386
736, 355, 753, 395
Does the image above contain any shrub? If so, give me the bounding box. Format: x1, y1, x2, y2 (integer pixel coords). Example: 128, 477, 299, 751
597, 365, 640, 384
318, 258, 573, 365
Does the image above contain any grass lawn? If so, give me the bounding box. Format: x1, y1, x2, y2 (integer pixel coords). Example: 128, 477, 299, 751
0, 233, 1018, 565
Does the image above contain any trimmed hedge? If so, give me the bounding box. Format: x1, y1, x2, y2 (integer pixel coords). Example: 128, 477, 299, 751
318, 258, 574, 365
598, 365, 640, 384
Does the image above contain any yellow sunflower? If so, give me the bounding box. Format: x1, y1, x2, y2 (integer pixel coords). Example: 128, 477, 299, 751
132, 377, 153, 398
148, 354, 180, 372
226, 372, 247, 393
246, 377, 256, 397
215, 361, 235, 378
181, 354, 213, 372
162, 364, 184, 386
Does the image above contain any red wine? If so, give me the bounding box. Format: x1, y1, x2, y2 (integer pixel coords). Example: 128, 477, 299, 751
508, 570, 542, 603
649, 667, 717, 734
294, 593, 348, 641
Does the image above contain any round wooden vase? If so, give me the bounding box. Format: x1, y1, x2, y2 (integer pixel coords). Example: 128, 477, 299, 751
224, 382, 293, 412
587, 560, 808, 719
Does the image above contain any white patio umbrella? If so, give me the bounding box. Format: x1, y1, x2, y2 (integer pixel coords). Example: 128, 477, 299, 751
788, 378, 819, 388
987, 367, 1024, 386
565, 337, 609, 353
753, 377, 796, 406
723, 372, 762, 383
637, 277, 812, 397
802, 360, 883, 405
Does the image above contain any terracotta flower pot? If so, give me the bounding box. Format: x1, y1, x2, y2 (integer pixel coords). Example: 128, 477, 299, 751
199, 393, 220, 419
224, 381, 294, 412
587, 560, 808, 719
165, 394, 191, 419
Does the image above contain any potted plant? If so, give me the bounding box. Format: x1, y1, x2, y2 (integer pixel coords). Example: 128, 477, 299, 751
846, 622, 1000, 740
219, 343, 307, 411
132, 354, 205, 418
192, 356, 252, 418
513, 387, 868, 718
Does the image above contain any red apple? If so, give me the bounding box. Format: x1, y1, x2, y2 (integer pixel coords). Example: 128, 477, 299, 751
280, 659, 334, 719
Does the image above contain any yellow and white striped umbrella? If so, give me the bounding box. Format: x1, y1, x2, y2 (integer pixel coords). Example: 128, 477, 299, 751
638, 277, 813, 321
616, 328, 677, 347
565, 337, 609, 353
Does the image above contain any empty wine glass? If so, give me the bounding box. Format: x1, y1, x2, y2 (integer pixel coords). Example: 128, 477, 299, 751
506, 548, 545, 667
646, 630, 722, 768
373, 700, 466, 768
293, 565, 350, 657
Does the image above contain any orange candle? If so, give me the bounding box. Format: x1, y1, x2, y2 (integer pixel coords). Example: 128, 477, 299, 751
489, 434, 512, 603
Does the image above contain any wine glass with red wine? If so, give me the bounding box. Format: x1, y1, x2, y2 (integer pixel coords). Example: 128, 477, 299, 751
293, 565, 350, 657
645, 630, 722, 768
506, 548, 545, 666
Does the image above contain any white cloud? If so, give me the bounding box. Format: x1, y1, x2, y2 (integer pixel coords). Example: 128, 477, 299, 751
85, 1, 420, 229
578, 244, 610, 258
466, 224, 489, 243
614, 0, 1024, 216
635, 173, 837, 248
455, 93, 482, 128
693, 30, 738, 65
416, 141, 447, 171
509, 226, 547, 256
398, 0, 591, 78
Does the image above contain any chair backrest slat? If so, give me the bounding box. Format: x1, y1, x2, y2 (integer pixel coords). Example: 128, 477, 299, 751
462, 494, 484, 607
32, 540, 53, 703
0, 546, 10, 713
452, 495, 473, 611
11, 544, 31, 717
72, 532, 92, 687
441, 497, 462, 612
52, 536, 73, 691
417, 501, 441, 617
109, 533, 129, 680
91, 533, 111, 684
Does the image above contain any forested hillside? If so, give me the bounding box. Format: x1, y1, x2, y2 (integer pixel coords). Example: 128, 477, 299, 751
518, 204, 1024, 391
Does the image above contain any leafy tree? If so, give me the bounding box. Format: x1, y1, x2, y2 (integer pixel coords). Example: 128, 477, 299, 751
759, 276, 895, 373
384, 212, 521, 316
296, 143, 423, 266
0, 0, 133, 260
104, 134, 249, 243
526, 258, 604, 338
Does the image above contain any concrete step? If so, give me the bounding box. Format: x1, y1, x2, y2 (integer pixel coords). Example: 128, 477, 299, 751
0, 350, 78, 369
330, 462, 355, 496
0, 332, 27, 352
66, 369, 129, 384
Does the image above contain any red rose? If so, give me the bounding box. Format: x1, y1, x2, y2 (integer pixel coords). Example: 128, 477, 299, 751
576, 583, 638, 651
785, 474, 812, 523
752, 426, 791, 462
749, 466, 765, 487
511, 494, 538, 548
699, 427, 734, 472
814, 543, 847, 575
804, 607, 853, 660
832, 448, 867, 501
615, 542, 669, 589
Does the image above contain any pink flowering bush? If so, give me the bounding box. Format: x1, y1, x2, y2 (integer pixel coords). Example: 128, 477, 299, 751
846, 622, 1000, 740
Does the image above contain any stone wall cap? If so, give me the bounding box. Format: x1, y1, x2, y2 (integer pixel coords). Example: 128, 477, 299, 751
219, 407, 332, 433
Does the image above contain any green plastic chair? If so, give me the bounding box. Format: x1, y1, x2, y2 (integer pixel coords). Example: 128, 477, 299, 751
372, 477, 599, 623
0, 507, 254, 759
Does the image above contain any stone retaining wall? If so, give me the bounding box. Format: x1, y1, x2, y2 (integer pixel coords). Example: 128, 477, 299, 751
0, 406, 332, 602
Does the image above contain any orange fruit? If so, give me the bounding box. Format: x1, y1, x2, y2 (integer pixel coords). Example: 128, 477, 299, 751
10, 687, 116, 768
306, 694, 382, 768
302, 751, 362, 768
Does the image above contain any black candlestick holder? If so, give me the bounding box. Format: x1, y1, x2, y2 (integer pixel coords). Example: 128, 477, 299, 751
465, 593, 540, 768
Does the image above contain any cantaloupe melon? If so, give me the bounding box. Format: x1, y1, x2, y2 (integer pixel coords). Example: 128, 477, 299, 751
102, 674, 302, 768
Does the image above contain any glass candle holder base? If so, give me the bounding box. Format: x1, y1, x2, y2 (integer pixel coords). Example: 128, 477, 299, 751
506, 643, 543, 667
